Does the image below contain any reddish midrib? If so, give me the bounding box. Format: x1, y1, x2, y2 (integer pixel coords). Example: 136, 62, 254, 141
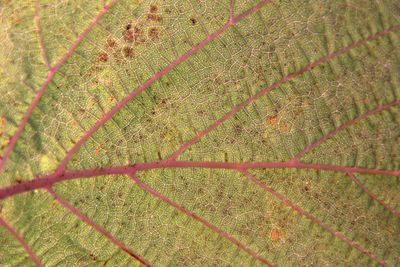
0, 0, 119, 172
241, 170, 388, 267
0, 160, 399, 201
55, 0, 274, 173
0, 217, 42, 266
47, 187, 151, 266
130, 174, 274, 266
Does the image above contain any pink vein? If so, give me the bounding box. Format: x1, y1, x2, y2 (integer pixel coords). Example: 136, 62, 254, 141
229, 0, 234, 20
294, 99, 400, 160
0, 0, 119, 172
240, 170, 388, 267
1, 160, 399, 201
129, 173, 274, 266
0, 216, 42, 266
347, 172, 400, 218
35, 0, 51, 70
46, 187, 151, 266
55, 0, 273, 173
167, 24, 400, 161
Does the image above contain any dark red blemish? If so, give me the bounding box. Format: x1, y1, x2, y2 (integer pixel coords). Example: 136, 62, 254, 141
190, 18, 197, 25
113, 48, 122, 62
160, 98, 168, 106
126, 23, 132, 30
150, 5, 158, 13
98, 53, 109, 62
89, 252, 98, 261
148, 27, 160, 40
106, 38, 117, 49
133, 26, 145, 44
123, 47, 134, 58
147, 13, 162, 22
123, 29, 134, 43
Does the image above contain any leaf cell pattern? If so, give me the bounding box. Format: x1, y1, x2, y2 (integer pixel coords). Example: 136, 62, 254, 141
0, 0, 399, 266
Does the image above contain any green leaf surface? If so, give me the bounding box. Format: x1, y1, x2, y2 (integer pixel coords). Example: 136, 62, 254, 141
0, 0, 399, 266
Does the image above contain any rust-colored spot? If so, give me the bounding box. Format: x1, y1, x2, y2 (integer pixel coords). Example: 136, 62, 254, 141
266, 115, 277, 125
1, 138, 11, 149
0, 116, 5, 128
270, 228, 282, 242
106, 38, 117, 49
279, 121, 289, 132
147, 13, 162, 22
148, 27, 160, 40
15, 176, 22, 184
123, 46, 134, 58
98, 52, 108, 62
133, 26, 145, 44
190, 18, 197, 25
0, 116, 5, 136
150, 5, 158, 13
386, 227, 395, 236
95, 145, 102, 155
123, 29, 134, 43
112, 48, 122, 63
89, 252, 98, 261
126, 23, 132, 30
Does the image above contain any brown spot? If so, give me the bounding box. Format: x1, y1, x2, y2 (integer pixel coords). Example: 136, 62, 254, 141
112, 48, 122, 63
303, 186, 310, 192
148, 27, 159, 40
234, 125, 242, 134
0, 116, 5, 129
123, 46, 134, 58
106, 38, 117, 49
15, 176, 22, 184
190, 18, 197, 25
98, 52, 108, 62
266, 115, 277, 125
150, 5, 158, 13
270, 228, 283, 242
79, 108, 86, 113
134, 26, 146, 44
147, 13, 162, 22
0, 116, 5, 136
89, 253, 97, 261
279, 121, 289, 132
123, 29, 134, 43
95, 145, 102, 155
126, 23, 132, 30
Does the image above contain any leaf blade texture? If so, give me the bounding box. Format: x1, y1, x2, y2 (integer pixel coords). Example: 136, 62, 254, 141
0, 0, 399, 266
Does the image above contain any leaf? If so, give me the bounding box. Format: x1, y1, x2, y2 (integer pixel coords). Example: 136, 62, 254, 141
0, 0, 399, 266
